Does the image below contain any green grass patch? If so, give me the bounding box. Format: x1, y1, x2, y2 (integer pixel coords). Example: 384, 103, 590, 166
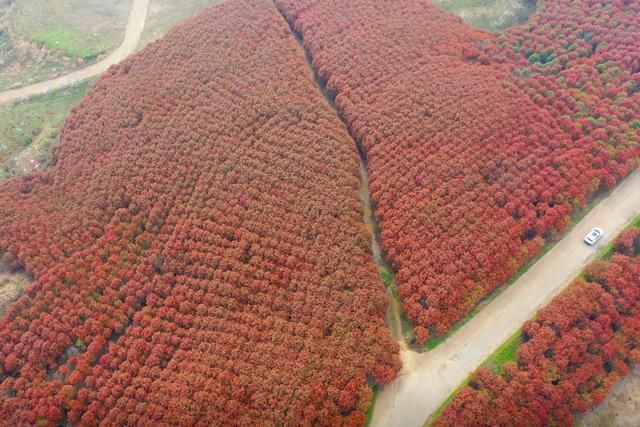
11, 0, 130, 58
425, 375, 473, 426
364, 386, 379, 427
0, 81, 92, 177
596, 213, 640, 260
380, 270, 392, 287
597, 239, 618, 261
426, 331, 523, 425
433, 0, 535, 31
32, 26, 98, 59
481, 330, 523, 375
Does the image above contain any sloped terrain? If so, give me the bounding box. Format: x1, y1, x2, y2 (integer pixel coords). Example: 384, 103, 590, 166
0, 1, 399, 424
1, 0, 639, 425
275, 0, 640, 341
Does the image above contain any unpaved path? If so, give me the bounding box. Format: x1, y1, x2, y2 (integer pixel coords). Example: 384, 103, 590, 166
371, 169, 640, 427
358, 161, 404, 341
578, 366, 640, 427
0, 0, 149, 105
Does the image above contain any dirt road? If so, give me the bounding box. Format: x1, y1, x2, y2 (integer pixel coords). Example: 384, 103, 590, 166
371, 169, 640, 427
0, 0, 150, 105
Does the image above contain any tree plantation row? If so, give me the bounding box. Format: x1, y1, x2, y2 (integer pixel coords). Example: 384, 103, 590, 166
0, 0, 638, 425
434, 222, 640, 426
276, 0, 640, 341
0, 1, 399, 424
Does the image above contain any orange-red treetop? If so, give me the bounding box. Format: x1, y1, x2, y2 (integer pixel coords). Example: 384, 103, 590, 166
0, 1, 399, 424
435, 225, 640, 426
275, 0, 640, 339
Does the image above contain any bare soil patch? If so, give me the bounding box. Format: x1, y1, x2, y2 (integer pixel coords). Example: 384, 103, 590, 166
578, 366, 640, 427
0, 259, 27, 319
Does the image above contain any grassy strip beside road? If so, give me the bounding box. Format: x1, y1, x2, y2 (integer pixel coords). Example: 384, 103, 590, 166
365, 387, 379, 427
480, 330, 523, 375
597, 214, 640, 260
425, 330, 523, 425
425, 378, 471, 427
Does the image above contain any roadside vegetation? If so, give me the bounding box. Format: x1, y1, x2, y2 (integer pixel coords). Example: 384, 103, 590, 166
433, 0, 535, 30
423, 187, 612, 351
138, 0, 223, 47
0, 81, 91, 178
426, 330, 524, 423
0, 0, 131, 90
430, 214, 640, 426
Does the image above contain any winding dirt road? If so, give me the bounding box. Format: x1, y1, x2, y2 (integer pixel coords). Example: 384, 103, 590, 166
371, 168, 640, 427
0, 0, 150, 105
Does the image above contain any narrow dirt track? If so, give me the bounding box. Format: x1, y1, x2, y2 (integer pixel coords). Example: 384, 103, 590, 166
0, 0, 150, 105
371, 168, 640, 427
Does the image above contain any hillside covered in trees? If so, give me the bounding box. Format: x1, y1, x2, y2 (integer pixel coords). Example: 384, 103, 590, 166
0, 0, 639, 425
0, 1, 399, 424
276, 0, 640, 341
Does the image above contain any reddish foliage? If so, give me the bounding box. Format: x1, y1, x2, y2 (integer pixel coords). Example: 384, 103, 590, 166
435, 223, 640, 426
275, 0, 640, 338
0, 1, 399, 424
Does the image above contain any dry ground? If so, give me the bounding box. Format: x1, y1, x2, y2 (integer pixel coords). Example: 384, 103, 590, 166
578, 366, 640, 427
0, 259, 27, 319
138, 0, 224, 47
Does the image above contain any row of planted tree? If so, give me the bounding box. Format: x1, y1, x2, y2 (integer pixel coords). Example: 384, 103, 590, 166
0, 1, 399, 424
434, 222, 640, 426
276, 0, 640, 342
0, 0, 639, 424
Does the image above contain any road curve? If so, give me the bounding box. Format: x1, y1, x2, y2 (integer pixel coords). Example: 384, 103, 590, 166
371, 168, 640, 427
0, 0, 150, 105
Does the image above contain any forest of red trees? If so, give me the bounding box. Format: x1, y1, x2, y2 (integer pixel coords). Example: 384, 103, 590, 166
275, 0, 640, 341
434, 222, 640, 426
1, 0, 640, 424
0, 1, 400, 424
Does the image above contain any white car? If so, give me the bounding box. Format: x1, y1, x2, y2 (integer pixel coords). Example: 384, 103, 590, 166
584, 227, 603, 245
